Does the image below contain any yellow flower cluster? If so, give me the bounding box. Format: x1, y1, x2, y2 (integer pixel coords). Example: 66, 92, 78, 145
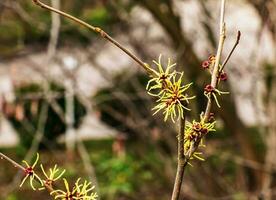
40, 164, 66, 189
184, 115, 216, 162
19, 153, 97, 200
147, 55, 195, 122
51, 178, 98, 200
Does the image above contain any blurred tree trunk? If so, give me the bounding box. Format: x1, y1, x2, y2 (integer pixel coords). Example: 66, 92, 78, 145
249, 0, 276, 40
135, 0, 264, 192
65, 80, 76, 158
261, 65, 276, 200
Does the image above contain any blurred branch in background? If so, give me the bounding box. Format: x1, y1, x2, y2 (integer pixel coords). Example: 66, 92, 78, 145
47, 0, 61, 61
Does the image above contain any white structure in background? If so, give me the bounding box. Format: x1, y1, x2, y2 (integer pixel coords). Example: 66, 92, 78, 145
64, 56, 78, 152
58, 114, 117, 143
77, 114, 117, 140
0, 75, 15, 102
0, 118, 19, 147
0, 75, 18, 147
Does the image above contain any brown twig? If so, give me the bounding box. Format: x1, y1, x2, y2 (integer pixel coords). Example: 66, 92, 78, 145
204, 0, 226, 120
32, 0, 155, 76
220, 30, 241, 72
0, 152, 25, 171
171, 117, 187, 200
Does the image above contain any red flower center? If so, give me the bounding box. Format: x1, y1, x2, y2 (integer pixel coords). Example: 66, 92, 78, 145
219, 72, 228, 81
192, 123, 202, 132
24, 167, 34, 176
159, 74, 168, 80
201, 128, 208, 135
204, 84, 214, 93
201, 61, 210, 69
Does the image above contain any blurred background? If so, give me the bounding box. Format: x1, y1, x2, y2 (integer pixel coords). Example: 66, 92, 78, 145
0, 0, 275, 199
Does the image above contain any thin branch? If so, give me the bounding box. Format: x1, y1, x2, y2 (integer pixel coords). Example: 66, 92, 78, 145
32, 0, 154, 76
65, 80, 76, 155
204, 0, 226, 120
0, 153, 25, 171
220, 30, 241, 72
25, 102, 49, 162
171, 117, 187, 200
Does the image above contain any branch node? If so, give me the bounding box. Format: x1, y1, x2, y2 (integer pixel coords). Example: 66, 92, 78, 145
95, 27, 107, 38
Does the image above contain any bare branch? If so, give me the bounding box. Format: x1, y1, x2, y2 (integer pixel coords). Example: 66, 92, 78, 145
32, 0, 154, 75
0, 153, 25, 171
171, 118, 187, 200
220, 30, 241, 72
204, 0, 227, 120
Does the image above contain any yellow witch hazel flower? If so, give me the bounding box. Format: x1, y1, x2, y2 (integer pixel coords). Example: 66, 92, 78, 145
20, 153, 43, 190
40, 164, 66, 189
51, 178, 77, 199
74, 179, 98, 200
146, 54, 177, 96
147, 55, 195, 122
184, 114, 216, 162
204, 84, 229, 108
152, 73, 194, 122
51, 178, 97, 200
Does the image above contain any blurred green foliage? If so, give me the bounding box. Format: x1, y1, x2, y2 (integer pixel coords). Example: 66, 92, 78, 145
0, 1, 117, 56
97, 154, 153, 199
